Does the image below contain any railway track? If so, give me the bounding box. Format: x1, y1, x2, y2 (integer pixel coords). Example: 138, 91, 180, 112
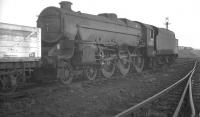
192, 64, 200, 116
174, 57, 196, 66
0, 58, 195, 100
0, 58, 197, 117
114, 60, 200, 117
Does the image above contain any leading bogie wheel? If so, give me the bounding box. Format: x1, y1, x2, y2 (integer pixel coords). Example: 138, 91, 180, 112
57, 61, 73, 85
84, 66, 97, 81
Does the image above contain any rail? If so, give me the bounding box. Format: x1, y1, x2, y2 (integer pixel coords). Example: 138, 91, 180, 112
173, 61, 198, 117
115, 60, 197, 117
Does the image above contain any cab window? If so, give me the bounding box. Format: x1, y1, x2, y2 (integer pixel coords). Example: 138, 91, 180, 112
150, 29, 154, 38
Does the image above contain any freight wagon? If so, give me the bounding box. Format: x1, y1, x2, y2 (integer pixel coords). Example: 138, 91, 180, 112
0, 22, 41, 93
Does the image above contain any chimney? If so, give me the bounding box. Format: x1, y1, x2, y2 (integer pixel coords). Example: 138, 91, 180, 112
59, 1, 72, 11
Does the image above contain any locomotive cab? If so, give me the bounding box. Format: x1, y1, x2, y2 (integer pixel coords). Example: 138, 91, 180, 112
143, 24, 158, 57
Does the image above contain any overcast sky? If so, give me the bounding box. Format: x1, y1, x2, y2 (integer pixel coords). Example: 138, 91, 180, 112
0, 0, 199, 49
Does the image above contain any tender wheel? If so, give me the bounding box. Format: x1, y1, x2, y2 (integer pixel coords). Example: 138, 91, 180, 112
101, 59, 116, 78
163, 56, 170, 67
117, 51, 131, 76
168, 56, 176, 64
165, 56, 169, 64
148, 58, 154, 69
84, 66, 97, 81
57, 61, 73, 85
134, 56, 144, 73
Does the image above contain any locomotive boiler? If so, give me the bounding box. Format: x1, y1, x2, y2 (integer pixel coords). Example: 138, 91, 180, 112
37, 1, 178, 84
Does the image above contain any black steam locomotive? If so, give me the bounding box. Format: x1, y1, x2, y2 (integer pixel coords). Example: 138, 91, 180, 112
37, 1, 178, 84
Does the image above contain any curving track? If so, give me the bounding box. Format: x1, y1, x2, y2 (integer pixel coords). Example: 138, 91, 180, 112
115, 59, 200, 117
192, 67, 200, 116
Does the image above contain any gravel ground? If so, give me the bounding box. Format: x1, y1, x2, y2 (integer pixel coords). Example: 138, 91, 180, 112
0, 63, 193, 117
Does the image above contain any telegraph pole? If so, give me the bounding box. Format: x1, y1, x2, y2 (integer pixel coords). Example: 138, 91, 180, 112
165, 17, 170, 29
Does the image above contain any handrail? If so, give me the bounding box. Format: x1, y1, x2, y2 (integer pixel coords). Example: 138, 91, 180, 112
115, 61, 196, 117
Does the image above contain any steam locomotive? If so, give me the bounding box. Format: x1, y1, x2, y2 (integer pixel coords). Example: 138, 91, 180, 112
37, 1, 178, 84
0, 1, 178, 93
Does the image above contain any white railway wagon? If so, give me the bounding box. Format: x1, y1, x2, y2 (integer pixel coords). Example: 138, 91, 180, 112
0, 22, 41, 93
0, 23, 41, 61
